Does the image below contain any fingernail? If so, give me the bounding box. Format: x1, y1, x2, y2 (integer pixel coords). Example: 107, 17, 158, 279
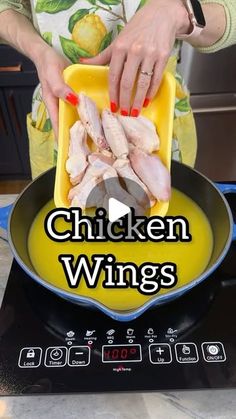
79, 58, 86, 63
66, 93, 79, 106
143, 98, 150, 108
131, 108, 139, 117
110, 102, 117, 113
121, 109, 129, 116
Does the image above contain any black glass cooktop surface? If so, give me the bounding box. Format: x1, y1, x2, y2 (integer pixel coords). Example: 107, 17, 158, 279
0, 192, 235, 395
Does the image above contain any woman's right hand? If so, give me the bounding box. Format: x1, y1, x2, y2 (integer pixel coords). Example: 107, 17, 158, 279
34, 46, 78, 138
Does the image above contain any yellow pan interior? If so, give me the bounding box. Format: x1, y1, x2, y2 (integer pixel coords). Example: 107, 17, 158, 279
54, 64, 176, 217
28, 188, 214, 312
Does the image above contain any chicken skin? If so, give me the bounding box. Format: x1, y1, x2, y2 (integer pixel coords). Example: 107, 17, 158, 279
118, 115, 159, 154
78, 93, 108, 150
113, 158, 155, 207
129, 148, 171, 202
68, 154, 111, 208
66, 121, 89, 185
102, 109, 129, 158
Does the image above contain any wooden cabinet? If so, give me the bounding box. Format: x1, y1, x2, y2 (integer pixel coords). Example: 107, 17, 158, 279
0, 45, 39, 179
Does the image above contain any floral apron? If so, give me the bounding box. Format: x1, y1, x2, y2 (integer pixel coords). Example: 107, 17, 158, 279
27, 0, 197, 179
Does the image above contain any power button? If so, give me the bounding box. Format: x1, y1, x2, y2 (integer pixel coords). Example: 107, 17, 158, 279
201, 342, 226, 362
208, 345, 220, 355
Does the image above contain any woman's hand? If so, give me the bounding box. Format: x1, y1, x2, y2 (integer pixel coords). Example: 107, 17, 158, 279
81, 0, 190, 116
35, 46, 78, 137
0, 10, 78, 138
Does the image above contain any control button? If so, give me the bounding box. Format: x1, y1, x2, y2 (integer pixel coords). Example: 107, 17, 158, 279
175, 343, 199, 363
106, 329, 115, 336
45, 347, 67, 367
50, 348, 63, 361
18, 347, 42, 368
86, 330, 96, 337
149, 344, 172, 364
201, 342, 226, 362
68, 346, 90, 367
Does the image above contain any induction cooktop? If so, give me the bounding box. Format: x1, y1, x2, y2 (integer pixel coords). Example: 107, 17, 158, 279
0, 195, 235, 395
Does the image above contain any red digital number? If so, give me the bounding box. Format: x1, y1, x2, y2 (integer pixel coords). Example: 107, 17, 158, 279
112, 349, 119, 360
104, 350, 110, 359
121, 348, 128, 359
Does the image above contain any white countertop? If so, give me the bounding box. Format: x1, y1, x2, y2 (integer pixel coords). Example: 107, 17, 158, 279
0, 195, 236, 419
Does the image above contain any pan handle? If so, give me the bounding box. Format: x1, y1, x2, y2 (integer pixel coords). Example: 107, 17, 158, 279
215, 183, 236, 241
0, 204, 13, 241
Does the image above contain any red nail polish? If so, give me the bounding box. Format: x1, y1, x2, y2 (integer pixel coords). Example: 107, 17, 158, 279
131, 108, 139, 117
121, 109, 129, 116
110, 102, 117, 113
143, 98, 150, 108
66, 93, 79, 106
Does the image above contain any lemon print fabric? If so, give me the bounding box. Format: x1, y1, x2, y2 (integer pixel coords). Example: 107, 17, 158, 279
33, 1, 149, 60
29, 0, 197, 175
72, 14, 107, 56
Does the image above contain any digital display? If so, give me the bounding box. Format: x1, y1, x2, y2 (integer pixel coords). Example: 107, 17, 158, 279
102, 345, 142, 363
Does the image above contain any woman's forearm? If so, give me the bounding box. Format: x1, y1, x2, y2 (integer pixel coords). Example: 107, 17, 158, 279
0, 9, 50, 64
188, 3, 226, 48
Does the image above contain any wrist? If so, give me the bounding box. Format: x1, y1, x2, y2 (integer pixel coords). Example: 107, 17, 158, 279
148, 0, 192, 36
28, 39, 51, 66
172, 0, 192, 36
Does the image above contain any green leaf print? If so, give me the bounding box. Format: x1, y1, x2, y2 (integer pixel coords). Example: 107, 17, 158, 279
68, 9, 90, 33
175, 97, 190, 113
36, 0, 77, 14
116, 24, 123, 34
99, 31, 113, 53
60, 36, 92, 63
42, 118, 52, 132
98, 0, 121, 5
42, 32, 52, 46
87, 0, 97, 4
136, 0, 147, 12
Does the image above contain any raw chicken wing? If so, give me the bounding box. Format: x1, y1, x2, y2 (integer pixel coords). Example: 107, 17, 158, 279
113, 158, 155, 207
78, 93, 108, 150
66, 121, 89, 185
69, 155, 111, 207
102, 110, 129, 158
129, 148, 171, 202
118, 115, 159, 154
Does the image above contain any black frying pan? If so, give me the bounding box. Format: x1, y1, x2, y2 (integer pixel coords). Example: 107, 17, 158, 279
0, 161, 235, 321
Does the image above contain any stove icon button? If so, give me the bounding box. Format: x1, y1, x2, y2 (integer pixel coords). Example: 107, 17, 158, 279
201, 342, 226, 362
175, 343, 199, 363
149, 344, 172, 364
68, 346, 90, 367
45, 347, 67, 367
18, 347, 42, 368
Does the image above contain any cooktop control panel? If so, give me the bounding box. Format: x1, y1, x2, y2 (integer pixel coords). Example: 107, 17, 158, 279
18, 341, 226, 369
1, 258, 236, 395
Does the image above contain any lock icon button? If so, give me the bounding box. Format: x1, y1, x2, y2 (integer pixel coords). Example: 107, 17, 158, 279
18, 347, 42, 368
26, 349, 35, 358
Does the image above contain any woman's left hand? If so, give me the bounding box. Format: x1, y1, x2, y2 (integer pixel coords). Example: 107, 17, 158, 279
81, 0, 191, 116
